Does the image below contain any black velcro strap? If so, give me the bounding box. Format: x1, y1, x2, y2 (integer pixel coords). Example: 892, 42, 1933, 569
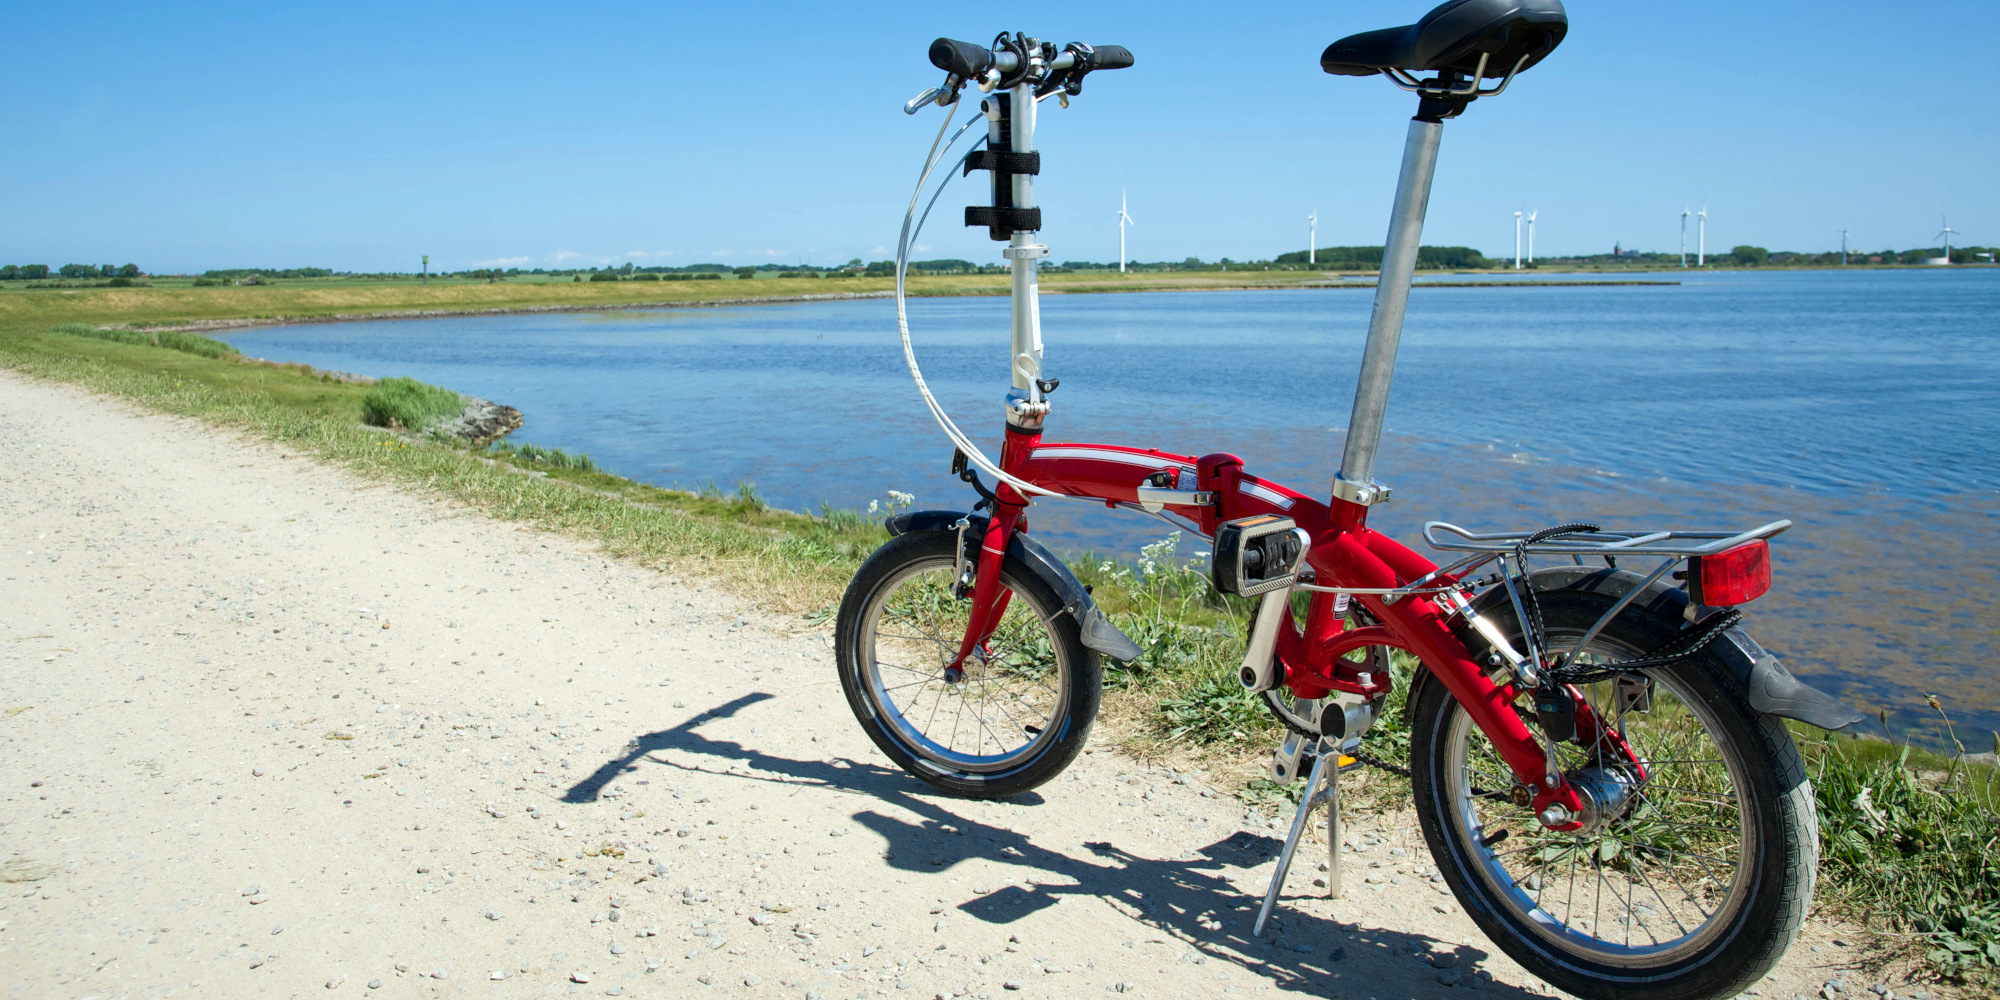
963, 150, 1041, 176
965, 206, 1042, 232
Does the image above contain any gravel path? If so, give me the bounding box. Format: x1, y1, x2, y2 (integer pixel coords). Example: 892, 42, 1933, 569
0, 371, 1897, 1000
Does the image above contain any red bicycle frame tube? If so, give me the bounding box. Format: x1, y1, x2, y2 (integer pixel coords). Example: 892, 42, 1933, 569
952, 430, 1588, 819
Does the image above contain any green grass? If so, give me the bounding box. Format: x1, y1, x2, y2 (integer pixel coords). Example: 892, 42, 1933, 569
360, 376, 462, 430
486, 440, 599, 473
50, 322, 240, 359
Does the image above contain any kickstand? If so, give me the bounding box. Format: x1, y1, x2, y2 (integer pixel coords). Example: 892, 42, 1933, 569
1253, 737, 1348, 938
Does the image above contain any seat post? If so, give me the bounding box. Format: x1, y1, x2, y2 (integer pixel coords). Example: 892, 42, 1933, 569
1333, 115, 1443, 506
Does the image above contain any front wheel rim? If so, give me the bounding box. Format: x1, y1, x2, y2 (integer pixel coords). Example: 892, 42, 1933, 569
856, 555, 1069, 773
1441, 637, 1759, 968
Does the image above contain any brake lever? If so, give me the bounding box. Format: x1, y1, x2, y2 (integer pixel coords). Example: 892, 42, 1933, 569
903, 75, 963, 115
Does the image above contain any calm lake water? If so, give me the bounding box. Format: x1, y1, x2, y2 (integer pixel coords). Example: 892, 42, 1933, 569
227, 269, 2000, 740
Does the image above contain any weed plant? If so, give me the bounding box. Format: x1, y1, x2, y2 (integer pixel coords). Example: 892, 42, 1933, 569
486, 440, 599, 473
360, 376, 462, 430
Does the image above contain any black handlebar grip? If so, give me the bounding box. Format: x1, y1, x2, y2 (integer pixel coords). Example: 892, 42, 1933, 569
929, 37, 995, 79
1085, 44, 1134, 70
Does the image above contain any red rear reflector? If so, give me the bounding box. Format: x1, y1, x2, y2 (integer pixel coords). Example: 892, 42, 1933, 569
1691, 540, 1772, 606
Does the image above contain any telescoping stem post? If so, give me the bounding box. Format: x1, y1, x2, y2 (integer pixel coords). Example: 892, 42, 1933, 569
1333, 117, 1443, 506
1004, 82, 1045, 406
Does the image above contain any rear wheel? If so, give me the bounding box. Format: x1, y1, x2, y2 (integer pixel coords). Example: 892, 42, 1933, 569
1410, 586, 1816, 1000
835, 531, 1099, 799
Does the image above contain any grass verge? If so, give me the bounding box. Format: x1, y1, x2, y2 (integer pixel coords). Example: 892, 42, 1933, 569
2, 311, 1994, 988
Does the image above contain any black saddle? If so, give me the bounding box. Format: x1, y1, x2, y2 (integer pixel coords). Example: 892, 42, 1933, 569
1322, 0, 1567, 79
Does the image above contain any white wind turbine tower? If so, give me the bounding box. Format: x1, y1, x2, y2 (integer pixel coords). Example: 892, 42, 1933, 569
1838, 227, 1849, 265
1308, 209, 1318, 266
1118, 191, 1136, 273
1697, 206, 1708, 267
1933, 216, 1958, 265
1526, 210, 1537, 266
1513, 210, 1523, 269
1680, 207, 1691, 268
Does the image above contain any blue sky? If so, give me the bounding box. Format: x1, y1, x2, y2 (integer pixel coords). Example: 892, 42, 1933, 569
3, 1, 1993, 273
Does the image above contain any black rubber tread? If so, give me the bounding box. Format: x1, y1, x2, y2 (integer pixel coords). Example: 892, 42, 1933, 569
1412, 587, 1815, 1000
835, 531, 1099, 800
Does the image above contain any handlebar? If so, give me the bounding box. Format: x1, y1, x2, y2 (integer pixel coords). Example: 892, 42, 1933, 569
924, 35, 1133, 101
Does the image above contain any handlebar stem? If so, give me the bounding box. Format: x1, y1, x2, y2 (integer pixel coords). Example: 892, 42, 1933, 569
1334, 117, 1442, 504
1003, 84, 1046, 409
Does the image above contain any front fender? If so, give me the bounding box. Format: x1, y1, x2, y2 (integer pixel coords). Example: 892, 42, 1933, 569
1440, 565, 1864, 732
885, 510, 1142, 662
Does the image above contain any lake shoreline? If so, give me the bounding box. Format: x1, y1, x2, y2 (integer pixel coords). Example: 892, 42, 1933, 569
116, 278, 1678, 334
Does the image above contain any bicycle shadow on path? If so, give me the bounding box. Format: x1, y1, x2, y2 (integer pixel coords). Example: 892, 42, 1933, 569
563, 692, 1528, 999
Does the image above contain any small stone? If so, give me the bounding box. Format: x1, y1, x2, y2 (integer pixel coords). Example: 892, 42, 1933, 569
742, 974, 761, 986
241, 886, 261, 896
606, 988, 623, 997
1328, 948, 1345, 962
430, 969, 447, 980
1438, 969, 1463, 987
249, 894, 270, 905
750, 914, 772, 926
491, 970, 508, 980
485, 910, 502, 920
394, 963, 409, 973
1004, 983, 1023, 991
249, 956, 267, 969
326, 977, 344, 989
608, 909, 622, 923
367, 980, 382, 990
1433, 953, 1460, 969
1112, 983, 1137, 993
252, 767, 265, 777
697, 973, 713, 985
1044, 965, 1065, 974
571, 971, 591, 983
1826, 982, 1845, 993
610, 944, 627, 955
272, 926, 284, 935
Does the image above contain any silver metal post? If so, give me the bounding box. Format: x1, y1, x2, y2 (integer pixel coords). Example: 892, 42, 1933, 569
1334, 118, 1442, 505
1007, 83, 1043, 399
1254, 748, 1328, 938
1326, 749, 1343, 898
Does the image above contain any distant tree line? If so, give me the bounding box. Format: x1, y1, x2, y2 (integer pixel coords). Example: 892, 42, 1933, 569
3, 263, 141, 280
1271, 246, 1493, 269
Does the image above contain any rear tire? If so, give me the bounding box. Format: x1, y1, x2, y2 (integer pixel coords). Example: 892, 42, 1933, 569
835, 531, 1099, 799
1410, 585, 1816, 1000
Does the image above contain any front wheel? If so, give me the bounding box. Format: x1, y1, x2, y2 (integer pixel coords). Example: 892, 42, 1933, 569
834, 530, 1100, 799
1410, 586, 1817, 1000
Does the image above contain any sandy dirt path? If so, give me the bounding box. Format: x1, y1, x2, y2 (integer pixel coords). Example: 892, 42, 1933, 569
0, 371, 1887, 1000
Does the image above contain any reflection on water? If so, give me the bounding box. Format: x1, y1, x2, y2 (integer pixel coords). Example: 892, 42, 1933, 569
223, 270, 2000, 741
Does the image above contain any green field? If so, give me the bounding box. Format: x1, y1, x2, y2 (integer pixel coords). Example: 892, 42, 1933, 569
0, 282, 1992, 986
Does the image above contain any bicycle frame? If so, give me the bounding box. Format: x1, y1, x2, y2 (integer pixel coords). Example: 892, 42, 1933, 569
935, 84, 1595, 825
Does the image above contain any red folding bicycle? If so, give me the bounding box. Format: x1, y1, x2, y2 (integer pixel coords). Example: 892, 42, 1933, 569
834, 5, 1864, 998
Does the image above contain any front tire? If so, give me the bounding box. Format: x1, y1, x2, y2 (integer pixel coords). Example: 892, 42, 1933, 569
835, 530, 1100, 799
1410, 586, 1817, 1000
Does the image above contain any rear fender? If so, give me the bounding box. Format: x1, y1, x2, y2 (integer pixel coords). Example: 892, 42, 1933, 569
1418, 565, 1864, 731
885, 510, 1142, 662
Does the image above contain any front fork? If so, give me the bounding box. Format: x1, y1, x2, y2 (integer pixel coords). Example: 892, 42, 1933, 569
945, 502, 1022, 681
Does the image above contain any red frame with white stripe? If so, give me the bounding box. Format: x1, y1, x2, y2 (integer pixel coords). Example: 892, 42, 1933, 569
963, 428, 1596, 828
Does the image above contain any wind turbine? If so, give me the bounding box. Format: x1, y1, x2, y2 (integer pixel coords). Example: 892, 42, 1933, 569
1697, 207, 1708, 267
1937, 216, 1958, 264
1118, 191, 1136, 274
1680, 207, 1690, 268
1308, 209, 1318, 266
1526, 210, 1537, 266
1837, 227, 1849, 265
1513, 210, 1523, 269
